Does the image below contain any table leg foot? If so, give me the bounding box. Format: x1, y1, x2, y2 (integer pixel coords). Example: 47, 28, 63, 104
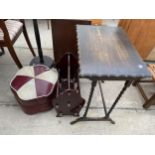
70, 117, 115, 125
105, 117, 115, 124
70, 117, 85, 125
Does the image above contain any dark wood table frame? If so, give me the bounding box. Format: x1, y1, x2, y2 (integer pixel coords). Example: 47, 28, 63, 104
71, 25, 151, 125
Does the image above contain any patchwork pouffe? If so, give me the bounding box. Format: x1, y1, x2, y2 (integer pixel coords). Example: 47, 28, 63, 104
10, 65, 58, 114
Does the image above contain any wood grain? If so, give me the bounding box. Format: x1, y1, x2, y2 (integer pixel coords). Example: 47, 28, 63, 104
76, 25, 151, 80
119, 19, 155, 59
148, 64, 155, 80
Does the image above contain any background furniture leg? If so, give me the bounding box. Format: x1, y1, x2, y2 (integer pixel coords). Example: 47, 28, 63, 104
132, 80, 139, 86
136, 83, 148, 101
0, 47, 5, 56
7, 43, 22, 68
47, 20, 50, 29
30, 19, 53, 68
22, 20, 36, 57
143, 94, 155, 109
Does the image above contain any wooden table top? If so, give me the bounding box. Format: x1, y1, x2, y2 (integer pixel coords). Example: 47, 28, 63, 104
76, 25, 151, 80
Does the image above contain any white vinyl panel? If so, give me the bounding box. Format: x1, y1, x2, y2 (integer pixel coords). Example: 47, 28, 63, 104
16, 66, 34, 77
36, 69, 58, 84
17, 79, 37, 100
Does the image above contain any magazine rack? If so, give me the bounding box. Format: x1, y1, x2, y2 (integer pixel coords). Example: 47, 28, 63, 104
53, 53, 85, 116
51, 20, 91, 116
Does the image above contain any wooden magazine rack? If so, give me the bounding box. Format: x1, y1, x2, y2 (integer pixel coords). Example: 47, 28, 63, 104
53, 53, 85, 116
51, 19, 91, 116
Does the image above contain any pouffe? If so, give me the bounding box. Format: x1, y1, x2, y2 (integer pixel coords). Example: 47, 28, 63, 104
10, 65, 58, 114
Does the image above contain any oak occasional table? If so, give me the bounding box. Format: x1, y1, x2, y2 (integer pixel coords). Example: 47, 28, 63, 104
71, 25, 151, 125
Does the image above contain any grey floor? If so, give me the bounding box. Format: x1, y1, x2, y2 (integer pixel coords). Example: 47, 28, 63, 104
0, 20, 155, 135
